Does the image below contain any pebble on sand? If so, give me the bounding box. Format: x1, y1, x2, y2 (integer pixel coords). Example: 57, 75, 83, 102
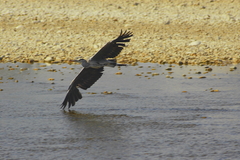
189, 41, 201, 46
44, 57, 54, 62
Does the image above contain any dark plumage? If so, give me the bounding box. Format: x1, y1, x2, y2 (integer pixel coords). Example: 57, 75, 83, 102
61, 30, 133, 109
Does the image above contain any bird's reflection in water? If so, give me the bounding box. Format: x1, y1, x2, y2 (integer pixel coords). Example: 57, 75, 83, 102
62, 109, 128, 120
61, 110, 131, 158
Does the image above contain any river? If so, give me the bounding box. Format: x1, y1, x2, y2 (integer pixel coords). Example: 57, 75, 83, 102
1, 62, 240, 160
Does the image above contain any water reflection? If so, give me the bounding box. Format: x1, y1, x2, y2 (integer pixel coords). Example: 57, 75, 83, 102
61, 110, 131, 159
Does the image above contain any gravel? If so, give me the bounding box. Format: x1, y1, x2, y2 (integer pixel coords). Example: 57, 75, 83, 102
1, 0, 240, 65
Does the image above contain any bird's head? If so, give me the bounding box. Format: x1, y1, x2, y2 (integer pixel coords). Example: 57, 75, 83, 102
69, 58, 86, 63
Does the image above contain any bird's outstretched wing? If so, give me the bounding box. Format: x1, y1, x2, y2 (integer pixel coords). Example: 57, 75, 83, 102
61, 67, 104, 109
90, 30, 133, 61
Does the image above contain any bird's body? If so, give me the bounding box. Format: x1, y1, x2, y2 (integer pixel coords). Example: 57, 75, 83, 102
61, 30, 133, 110
79, 59, 118, 68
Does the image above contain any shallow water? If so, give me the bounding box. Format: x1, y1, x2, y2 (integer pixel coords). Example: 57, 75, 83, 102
1, 62, 240, 160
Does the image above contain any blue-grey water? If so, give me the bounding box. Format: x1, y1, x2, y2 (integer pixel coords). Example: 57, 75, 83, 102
1, 62, 240, 160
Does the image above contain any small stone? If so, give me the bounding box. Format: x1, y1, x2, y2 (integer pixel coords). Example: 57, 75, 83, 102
199, 76, 206, 79
102, 91, 113, 95
87, 92, 97, 94
47, 69, 57, 72
189, 41, 201, 46
44, 56, 53, 62
20, 68, 28, 71
178, 61, 183, 65
210, 89, 219, 92
205, 68, 212, 71
230, 66, 237, 71
165, 68, 172, 71
27, 59, 34, 63
55, 57, 62, 62
152, 73, 159, 76
115, 72, 122, 75
182, 91, 187, 93
48, 78, 54, 81
14, 25, 24, 31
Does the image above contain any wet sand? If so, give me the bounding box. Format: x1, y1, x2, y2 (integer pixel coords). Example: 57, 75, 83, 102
1, 0, 240, 65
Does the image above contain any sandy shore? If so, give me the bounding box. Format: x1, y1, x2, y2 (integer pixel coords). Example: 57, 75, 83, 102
1, 0, 240, 65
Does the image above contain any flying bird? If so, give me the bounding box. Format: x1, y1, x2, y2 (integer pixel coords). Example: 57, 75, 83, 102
61, 30, 133, 109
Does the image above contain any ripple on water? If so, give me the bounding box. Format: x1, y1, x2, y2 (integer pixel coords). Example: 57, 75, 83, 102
0, 62, 240, 160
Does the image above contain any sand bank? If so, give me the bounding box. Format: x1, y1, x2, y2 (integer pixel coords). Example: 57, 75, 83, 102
1, 0, 240, 65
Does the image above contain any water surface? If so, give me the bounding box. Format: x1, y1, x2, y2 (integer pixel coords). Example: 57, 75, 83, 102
1, 62, 240, 159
